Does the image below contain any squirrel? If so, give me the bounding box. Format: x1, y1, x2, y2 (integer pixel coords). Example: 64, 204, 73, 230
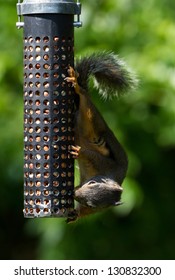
65, 52, 137, 222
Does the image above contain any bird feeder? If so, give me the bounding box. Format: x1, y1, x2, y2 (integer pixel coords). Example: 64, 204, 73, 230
16, 0, 82, 218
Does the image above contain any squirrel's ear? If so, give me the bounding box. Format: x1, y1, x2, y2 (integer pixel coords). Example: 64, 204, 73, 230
114, 201, 123, 206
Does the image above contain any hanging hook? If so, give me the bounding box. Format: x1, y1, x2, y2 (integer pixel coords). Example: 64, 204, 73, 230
16, 0, 24, 29
73, 0, 82, 28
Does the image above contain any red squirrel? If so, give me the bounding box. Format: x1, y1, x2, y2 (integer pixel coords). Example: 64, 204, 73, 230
65, 52, 137, 222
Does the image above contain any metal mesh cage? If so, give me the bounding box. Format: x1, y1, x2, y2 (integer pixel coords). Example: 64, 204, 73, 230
23, 15, 75, 217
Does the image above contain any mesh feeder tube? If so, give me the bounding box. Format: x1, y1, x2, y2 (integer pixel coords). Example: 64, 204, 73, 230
16, 0, 82, 218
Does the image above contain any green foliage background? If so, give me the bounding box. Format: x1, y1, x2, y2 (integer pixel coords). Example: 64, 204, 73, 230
1, 0, 175, 259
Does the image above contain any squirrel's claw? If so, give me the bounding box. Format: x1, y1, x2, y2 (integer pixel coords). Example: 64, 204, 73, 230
64, 66, 76, 86
65, 66, 80, 94
69, 145, 81, 159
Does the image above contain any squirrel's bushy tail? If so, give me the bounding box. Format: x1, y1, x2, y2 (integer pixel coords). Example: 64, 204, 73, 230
75, 51, 137, 98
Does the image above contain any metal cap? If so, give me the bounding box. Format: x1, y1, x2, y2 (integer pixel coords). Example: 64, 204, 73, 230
17, 0, 81, 16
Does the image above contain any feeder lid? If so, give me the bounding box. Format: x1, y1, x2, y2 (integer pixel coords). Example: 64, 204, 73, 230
17, 0, 81, 15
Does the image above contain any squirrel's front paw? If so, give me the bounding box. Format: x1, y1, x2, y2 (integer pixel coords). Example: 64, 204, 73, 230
66, 209, 78, 223
69, 145, 81, 159
65, 66, 77, 86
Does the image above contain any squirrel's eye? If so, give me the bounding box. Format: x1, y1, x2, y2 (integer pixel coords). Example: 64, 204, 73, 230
87, 180, 96, 185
